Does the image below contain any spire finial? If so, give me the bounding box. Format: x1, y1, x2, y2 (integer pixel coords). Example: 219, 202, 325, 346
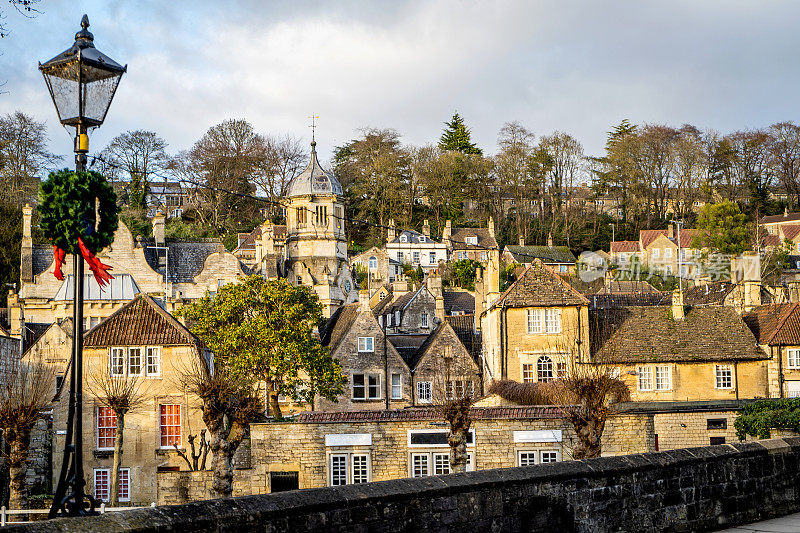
308, 114, 319, 147
81, 14, 90, 29
75, 14, 94, 44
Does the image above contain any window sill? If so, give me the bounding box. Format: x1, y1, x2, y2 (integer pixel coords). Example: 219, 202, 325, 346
351, 398, 383, 402
93, 450, 114, 459
156, 447, 185, 455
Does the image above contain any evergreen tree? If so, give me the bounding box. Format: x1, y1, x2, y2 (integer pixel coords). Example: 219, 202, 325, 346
439, 112, 482, 155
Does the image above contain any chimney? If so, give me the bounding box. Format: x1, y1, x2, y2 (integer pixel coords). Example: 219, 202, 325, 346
422, 219, 431, 237
671, 289, 684, 321
152, 212, 166, 246
487, 251, 500, 296
547, 232, 553, 248
785, 206, 789, 218
20, 204, 33, 283
518, 236, 525, 247
442, 220, 452, 245
668, 224, 675, 240
359, 290, 370, 312
387, 219, 397, 241
488, 216, 495, 238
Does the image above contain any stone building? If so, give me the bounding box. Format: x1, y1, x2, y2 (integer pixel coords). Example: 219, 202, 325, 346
350, 247, 402, 287
385, 221, 447, 274
442, 218, 498, 264
49, 294, 210, 505
10, 206, 247, 350
743, 303, 800, 398
590, 296, 770, 402
232, 223, 287, 274
375, 285, 438, 335
283, 141, 357, 318
479, 258, 590, 384
502, 236, 577, 274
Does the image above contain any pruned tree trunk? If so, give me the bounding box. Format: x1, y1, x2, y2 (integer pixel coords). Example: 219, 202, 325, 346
448, 427, 468, 473
267, 386, 282, 419
209, 433, 234, 497
111, 411, 125, 506
571, 416, 605, 460
7, 435, 30, 512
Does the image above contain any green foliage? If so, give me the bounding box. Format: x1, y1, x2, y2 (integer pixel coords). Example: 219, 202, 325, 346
692, 200, 751, 255
178, 276, 346, 407
119, 208, 152, 240
353, 263, 368, 287
439, 112, 482, 155
734, 399, 800, 440
164, 219, 217, 240
38, 170, 119, 254
447, 259, 481, 291
0, 203, 21, 306
500, 261, 518, 292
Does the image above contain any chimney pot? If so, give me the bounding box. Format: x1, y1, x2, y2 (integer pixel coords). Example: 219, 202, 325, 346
671, 289, 684, 321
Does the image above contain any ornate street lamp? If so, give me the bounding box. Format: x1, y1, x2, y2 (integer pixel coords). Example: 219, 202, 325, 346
40, 14, 125, 518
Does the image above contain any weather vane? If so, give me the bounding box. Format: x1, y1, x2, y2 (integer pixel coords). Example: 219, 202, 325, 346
309, 114, 319, 142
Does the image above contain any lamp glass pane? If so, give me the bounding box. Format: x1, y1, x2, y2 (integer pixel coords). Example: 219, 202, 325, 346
42, 61, 80, 125
81, 66, 122, 125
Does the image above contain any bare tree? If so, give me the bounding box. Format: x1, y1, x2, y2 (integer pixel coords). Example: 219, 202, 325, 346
0, 111, 60, 206
0, 0, 42, 38
174, 431, 211, 472
495, 121, 536, 242
0, 352, 53, 511
252, 134, 308, 220
87, 362, 146, 506
100, 130, 170, 210
181, 358, 263, 497
432, 346, 478, 473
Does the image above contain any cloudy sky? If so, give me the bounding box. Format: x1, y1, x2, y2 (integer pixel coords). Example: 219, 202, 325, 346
1, 0, 799, 166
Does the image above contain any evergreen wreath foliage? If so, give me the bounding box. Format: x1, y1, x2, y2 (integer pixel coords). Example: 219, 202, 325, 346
38, 169, 119, 255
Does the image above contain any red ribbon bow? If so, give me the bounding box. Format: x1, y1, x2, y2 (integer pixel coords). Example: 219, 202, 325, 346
53, 238, 114, 288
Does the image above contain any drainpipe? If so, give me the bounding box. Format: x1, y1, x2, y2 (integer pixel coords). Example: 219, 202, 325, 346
734, 360, 740, 401
384, 320, 389, 409
575, 306, 583, 365
777, 344, 784, 399
501, 303, 508, 380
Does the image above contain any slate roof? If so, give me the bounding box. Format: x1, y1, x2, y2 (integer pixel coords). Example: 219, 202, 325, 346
491, 259, 588, 309
319, 304, 360, 352
371, 290, 394, 315
143, 240, 228, 283
377, 287, 427, 317
296, 406, 564, 423
742, 304, 800, 346
84, 294, 205, 349
391, 230, 437, 244
286, 142, 342, 197
610, 241, 640, 253
387, 334, 429, 365
683, 282, 735, 306
504, 245, 577, 264
448, 228, 498, 250
24, 323, 51, 351
594, 280, 660, 294
32, 245, 54, 276
590, 306, 766, 363
443, 290, 475, 314
760, 212, 800, 224
446, 314, 481, 361
588, 293, 670, 310
236, 225, 287, 251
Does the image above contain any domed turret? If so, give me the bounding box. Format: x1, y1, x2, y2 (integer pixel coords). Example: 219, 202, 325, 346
285, 141, 343, 198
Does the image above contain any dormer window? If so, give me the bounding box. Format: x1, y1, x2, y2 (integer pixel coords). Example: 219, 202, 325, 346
400, 234, 408, 243
368, 256, 378, 270
465, 236, 478, 245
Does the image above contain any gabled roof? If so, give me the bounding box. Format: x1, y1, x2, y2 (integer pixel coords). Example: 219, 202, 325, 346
390, 230, 437, 245
743, 303, 800, 346
504, 245, 577, 264
764, 234, 782, 247
760, 212, 800, 224
443, 290, 475, 314
387, 334, 428, 365
683, 282, 736, 306
610, 241, 640, 253
591, 306, 766, 363
448, 228, 498, 250
320, 304, 360, 352
285, 142, 342, 197
491, 259, 588, 309
377, 286, 431, 316
446, 314, 481, 361
31, 245, 54, 277
84, 294, 204, 349
780, 225, 800, 241
594, 280, 660, 295
640, 229, 699, 249
142, 240, 232, 283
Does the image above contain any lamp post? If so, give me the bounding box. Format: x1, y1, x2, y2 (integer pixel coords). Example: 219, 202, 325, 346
40, 15, 125, 518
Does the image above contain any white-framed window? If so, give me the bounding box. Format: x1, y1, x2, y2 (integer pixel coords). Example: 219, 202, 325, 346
417, 381, 432, 403
465, 236, 478, 245
638, 366, 653, 391
540, 450, 560, 463
537, 355, 554, 382
146, 347, 161, 376
665, 265, 673, 275
368, 256, 378, 270
517, 451, 537, 467
481, 252, 487, 261
445, 380, 474, 400
655, 366, 671, 391
93, 468, 130, 503
329, 453, 370, 486
429, 252, 436, 264
788, 349, 800, 369
391, 373, 402, 399
128, 347, 142, 376
159, 404, 181, 448
413, 251, 420, 264
556, 362, 567, 379
397, 251, 404, 262
664, 248, 672, 259
97, 406, 116, 450
522, 363, 534, 383
296, 275, 302, 285
410, 450, 473, 477
110, 347, 125, 376
433, 452, 451, 475
527, 309, 561, 334
458, 251, 467, 260
421, 312, 429, 328
652, 248, 660, 259
787, 381, 800, 398
400, 234, 408, 243
411, 453, 429, 477
358, 337, 374, 352
715, 365, 733, 389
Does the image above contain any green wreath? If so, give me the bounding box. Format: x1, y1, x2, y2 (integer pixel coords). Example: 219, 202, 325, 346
38, 169, 119, 255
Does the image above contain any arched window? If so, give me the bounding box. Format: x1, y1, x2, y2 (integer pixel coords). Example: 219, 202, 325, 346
368, 256, 378, 270
537, 355, 554, 383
